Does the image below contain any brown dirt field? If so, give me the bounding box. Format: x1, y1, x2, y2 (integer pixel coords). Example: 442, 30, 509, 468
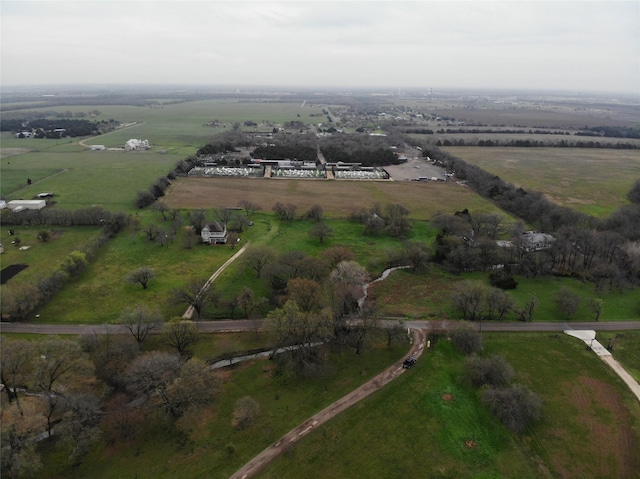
551, 376, 640, 479
161, 177, 504, 220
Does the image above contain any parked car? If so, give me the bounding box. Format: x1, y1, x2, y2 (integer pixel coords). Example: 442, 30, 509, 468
402, 356, 416, 368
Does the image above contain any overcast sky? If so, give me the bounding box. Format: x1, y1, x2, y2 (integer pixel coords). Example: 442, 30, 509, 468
2, 1, 638, 95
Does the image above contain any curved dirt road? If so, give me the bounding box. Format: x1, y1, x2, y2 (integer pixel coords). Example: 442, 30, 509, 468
228, 328, 426, 479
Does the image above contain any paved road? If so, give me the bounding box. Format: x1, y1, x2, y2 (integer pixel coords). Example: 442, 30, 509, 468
2, 320, 639, 335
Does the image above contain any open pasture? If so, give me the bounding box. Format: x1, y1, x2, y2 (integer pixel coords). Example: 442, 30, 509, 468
0, 144, 178, 211
2, 99, 324, 153
161, 177, 509, 220
259, 333, 640, 479
443, 147, 640, 217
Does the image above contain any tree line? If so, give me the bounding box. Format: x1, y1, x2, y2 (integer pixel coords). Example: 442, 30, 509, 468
435, 138, 639, 149
2, 118, 119, 138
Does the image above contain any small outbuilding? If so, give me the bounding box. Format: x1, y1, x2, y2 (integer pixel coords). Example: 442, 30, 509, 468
8, 200, 46, 210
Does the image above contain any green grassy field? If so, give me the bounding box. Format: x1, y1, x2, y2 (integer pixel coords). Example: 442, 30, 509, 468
2, 99, 324, 153
0, 225, 102, 284
369, 268, 640, 321
592, 331, 640, 382
26, 213, 436, 324
1, 141, 179, 211
258, 333, 640, 479
442, 147, 640, 217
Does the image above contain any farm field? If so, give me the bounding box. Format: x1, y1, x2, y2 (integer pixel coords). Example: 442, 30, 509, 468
161, 176, 509, 220
257, 333, 640, 479
442, 147, 640, 217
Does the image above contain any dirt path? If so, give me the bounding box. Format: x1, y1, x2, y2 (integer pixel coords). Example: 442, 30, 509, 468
182, 242, 250, 319
78, 122, 143, 148
228, 328, 426, 479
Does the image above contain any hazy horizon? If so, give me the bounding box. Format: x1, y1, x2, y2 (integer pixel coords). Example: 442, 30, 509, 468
2, 1, 639, 96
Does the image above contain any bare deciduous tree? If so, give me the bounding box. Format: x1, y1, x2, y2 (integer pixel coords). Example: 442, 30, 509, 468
126, 266, 156, 289
243, 246, 275, 278
450, 322, 482, 355
555, 286, 582, 320
118, 305, 162, 345
481, 384, 542, 435
0, 338, 34, 413
163, 320, 200, 358
170, 279, 220, 319
306, 204, 323, 222
238, 199, 261, 217
33, 338, 91, 437
308, 222, 333, 244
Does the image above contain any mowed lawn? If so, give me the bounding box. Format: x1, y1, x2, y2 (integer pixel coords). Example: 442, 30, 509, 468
443, 147, 640, 217
257, 333, 640, 479
162, 177, 510, 220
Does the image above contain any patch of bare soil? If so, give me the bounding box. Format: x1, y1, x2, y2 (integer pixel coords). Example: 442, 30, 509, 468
551, 376, 640, 479
0, 148, 30, 159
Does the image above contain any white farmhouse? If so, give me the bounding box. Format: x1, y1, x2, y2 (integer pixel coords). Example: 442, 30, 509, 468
125, 139, 150, 151
201, 222, 228, 244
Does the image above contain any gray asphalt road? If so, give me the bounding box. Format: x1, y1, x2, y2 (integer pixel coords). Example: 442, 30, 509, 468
2, 319, 638, 335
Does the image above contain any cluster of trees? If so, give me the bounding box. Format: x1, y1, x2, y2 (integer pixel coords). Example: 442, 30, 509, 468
581, 125, 640, 139
452, 279, 606, 323
252, 144, 318, 162
350, 203, 413, 238
1, 320, 217, 477
243, 243, 404, 374
321, 146, 399, 167
451, 324, 543, 435
2, 118, 119, 138
432, 204, 640, 295
1, 206, 129, 230
426, 144, 640, 239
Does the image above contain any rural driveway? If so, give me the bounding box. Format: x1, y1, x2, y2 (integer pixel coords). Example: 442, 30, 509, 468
78, 122, 143, 148
182, 242, 250, 319
228, 328, 427, 479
